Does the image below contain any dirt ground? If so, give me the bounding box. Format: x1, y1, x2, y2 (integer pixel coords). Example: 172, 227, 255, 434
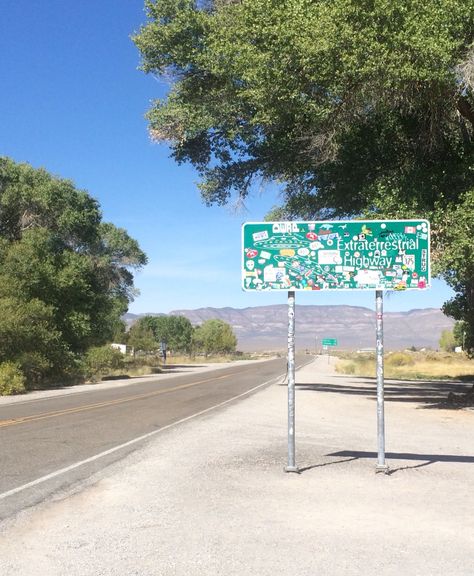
1, 356, 473, 575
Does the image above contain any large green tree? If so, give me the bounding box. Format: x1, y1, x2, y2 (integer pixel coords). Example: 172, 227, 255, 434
134, 0, 474, 350
137, 315, 194, 353
127, 321, 158, 354
193, 319, 237, 355
0, 157, 147, 381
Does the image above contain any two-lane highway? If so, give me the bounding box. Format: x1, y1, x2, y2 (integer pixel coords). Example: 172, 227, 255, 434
0, 357, 294, 521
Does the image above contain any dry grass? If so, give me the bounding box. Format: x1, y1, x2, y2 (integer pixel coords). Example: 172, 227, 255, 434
335, 350, 474, 381
161, 352, 259, 364
95, 352, 262, 382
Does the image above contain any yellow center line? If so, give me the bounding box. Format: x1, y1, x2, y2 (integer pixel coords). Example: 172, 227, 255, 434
0, 372, 237, 429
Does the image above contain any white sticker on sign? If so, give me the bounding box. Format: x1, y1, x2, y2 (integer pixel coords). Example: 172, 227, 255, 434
354, 270, 381, 285
318, 250, 341, 265
264, 265, 282, 282
252, 231, 269, 242
403, 254, 415, 270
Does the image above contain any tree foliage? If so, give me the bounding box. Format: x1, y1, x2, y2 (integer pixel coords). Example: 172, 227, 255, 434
439, 329, 456, 352
0, 361, 26, 395
137, 315, 194, 352
192, 319, 237, 355
84, 346, 125, 382
433, 193, 474, 350
134, 0, 474, 350
127, 319, 159, 353
134, 0, 474, 210
453, 320, 469, 349
0, 157, 147, 382
127, 315, 237, 356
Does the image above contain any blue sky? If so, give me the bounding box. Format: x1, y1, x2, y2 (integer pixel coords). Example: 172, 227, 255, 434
0, 1, 454, 314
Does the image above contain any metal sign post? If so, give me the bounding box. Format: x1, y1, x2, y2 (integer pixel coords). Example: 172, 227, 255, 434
322, 338, 337, 364
285, 290, 299, 473
160, 341, 167, 366
375, 290, 389, 473
241, 219, 430, 474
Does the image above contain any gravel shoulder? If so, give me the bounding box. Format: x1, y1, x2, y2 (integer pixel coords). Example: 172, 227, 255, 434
0, 356, 473, 575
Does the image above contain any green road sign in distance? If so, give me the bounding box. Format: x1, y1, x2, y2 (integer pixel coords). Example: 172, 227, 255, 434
242, 220, 430, 292
322, 338, 337, 346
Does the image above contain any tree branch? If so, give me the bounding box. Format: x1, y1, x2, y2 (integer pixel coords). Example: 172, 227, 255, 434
456, 95, 474, 128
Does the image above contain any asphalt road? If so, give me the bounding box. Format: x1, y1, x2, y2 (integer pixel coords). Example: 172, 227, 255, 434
0, 357, 291, 521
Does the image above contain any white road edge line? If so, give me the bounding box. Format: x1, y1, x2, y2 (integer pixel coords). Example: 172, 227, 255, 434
0, 372, 284, 502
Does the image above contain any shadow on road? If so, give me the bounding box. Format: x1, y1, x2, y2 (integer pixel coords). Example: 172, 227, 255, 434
157, 365, 207, 374
296, 378, 472, 409
298, 457, 359, 473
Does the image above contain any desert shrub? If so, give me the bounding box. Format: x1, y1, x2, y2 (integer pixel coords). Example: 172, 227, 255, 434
386, 352, 415, 367
334, 351, 355, 360
123, 354, 162, 367
357, 352, 375, 362
335, 356, 375, 376
84, 346, 124, 381
16, 351, 52, 387
0, 361, 26, 395
424, 351, 442, 361
336, 362, 356, 375
422, 350, 457, 363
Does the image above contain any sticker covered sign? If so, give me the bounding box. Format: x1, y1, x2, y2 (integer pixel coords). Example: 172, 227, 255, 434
242, 220, 430, 292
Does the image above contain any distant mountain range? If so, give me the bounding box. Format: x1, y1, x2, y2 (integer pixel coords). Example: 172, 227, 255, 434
124, 305, 454, 351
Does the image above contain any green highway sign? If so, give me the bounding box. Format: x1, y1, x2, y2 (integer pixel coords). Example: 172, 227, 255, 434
242, 220, 430, 292
322, 338, 338, 346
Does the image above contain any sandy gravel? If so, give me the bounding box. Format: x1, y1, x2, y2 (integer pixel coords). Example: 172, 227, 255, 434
0, 356, 473, 575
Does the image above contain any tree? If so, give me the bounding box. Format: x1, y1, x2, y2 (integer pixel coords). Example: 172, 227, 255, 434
134, 0, 474, 208
127, 321, 158, 354
193, 319, 237, 356
0, 296, 65, 383
0, 157, 147, 382
433, 194, 474, 351
134, 0, 474, 351
439, 329, 456, 352
131, 315, 194, 353
453, 321, 469, 350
